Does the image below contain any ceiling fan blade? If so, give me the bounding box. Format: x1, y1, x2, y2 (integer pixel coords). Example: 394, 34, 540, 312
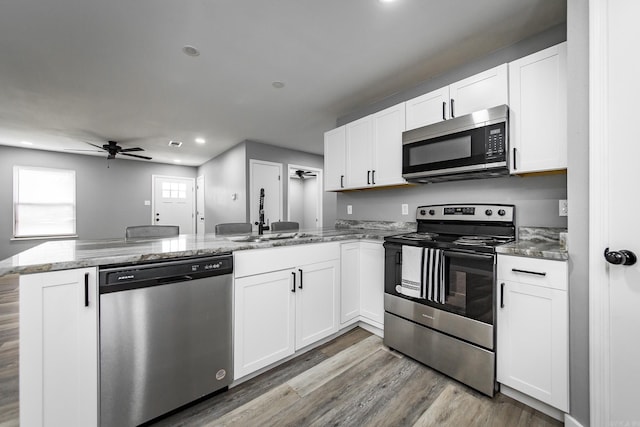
120, 147, 144, 153
120, 152, 152, 160
64, 148, 103, 152
82, 141, 107, 150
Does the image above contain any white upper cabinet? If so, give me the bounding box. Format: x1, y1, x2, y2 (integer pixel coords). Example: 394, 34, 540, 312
405, 64, 508, 130
324, 126, 347, 191
405, 86, 450, 130
449, 64, 509, 118
371, 103, 406, 187
509, 42, 567, 173
342, 104, 406, 190
346, 116, 373, 188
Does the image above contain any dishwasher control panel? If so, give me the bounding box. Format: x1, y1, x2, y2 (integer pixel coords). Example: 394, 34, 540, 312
99, 254, 233, 291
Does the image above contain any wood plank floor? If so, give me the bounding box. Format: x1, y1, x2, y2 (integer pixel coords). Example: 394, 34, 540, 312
0, 274, 562, 427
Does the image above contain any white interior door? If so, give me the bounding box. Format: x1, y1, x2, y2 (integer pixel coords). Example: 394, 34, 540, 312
249, 160, 282, 231
196, 175, 205, 235
590, 1, 640, 425
152, 175, 195, 234
287, 164, 323, 230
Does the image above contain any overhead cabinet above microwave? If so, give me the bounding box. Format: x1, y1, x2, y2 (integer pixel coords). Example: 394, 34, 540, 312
405, 64, 509, 131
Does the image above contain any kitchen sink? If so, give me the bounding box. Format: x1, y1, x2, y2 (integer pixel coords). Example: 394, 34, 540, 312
225, 232, 317, 243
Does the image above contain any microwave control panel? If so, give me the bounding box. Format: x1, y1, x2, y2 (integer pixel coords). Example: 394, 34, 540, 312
485, 123, 506, 159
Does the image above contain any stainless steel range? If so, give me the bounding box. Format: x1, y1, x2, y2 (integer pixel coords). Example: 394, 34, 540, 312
383, 203, 515, 396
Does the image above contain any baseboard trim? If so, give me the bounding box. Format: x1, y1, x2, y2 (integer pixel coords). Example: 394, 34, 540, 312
500, 384, 564, 422
564, 413, 585, 427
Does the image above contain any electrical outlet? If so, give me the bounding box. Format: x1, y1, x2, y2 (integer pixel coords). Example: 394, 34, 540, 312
402, 204, 409, 215
347, 205, 353, 215
559, 199, 568, 216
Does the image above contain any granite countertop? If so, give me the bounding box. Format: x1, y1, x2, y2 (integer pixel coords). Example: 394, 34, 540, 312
0, 221, 415, 276
496, 226, 568, 261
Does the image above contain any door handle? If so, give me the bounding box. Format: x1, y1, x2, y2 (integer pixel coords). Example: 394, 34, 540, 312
604, 248, 637, 266
450, 99, 455, 118
298, 269, 303, 289
84, 273, 89, 307
371, 170, 376, 185
442, 101, 446, 120
291, 272, 296, 292
513, 147, 517, 170
367, 170, 371, 185
340, 175, 344, 188
500, 282, 505, 308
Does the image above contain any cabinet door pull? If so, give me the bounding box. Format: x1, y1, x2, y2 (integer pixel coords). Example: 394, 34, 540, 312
291, 272, 296, 293
371, 170, 376, 185
450, 98, 455, 118
513, 147, 518, 170
340, 175, 344, 188
367, 170, 371, 185
500, 282, 505, 308
511, 268, 546, 276
298, 269, 303, 289
442, 101, 446, 120
84, 273, 89, 307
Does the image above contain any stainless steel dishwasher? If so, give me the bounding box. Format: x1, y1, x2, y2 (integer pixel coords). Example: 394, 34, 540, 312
99, 254, 233, 427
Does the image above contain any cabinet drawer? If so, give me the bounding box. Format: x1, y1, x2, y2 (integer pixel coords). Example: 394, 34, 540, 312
497, 255, 567, 290
234, 242, 339, 278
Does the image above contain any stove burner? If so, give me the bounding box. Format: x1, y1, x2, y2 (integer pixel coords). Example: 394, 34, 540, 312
399, 232, 438, 241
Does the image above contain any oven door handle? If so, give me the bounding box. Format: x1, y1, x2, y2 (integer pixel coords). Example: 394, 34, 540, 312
442, 250, 494, 261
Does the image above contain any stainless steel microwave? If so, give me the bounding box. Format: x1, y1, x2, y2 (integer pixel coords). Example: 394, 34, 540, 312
402, 104, 509, 183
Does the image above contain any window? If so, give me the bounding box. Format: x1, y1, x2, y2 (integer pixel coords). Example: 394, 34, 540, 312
13, 166, 76, 238
161, 181, 187, 199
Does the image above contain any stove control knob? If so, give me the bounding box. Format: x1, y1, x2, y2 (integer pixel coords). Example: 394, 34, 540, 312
420, 209, 426, 216
485, 209, 493, 216
498, 209, 506, 216
429, 209, 435, 216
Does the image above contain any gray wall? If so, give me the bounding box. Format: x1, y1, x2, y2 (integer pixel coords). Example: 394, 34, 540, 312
567, 0, 590, 424
244, 140, 337, 229
337, 174, 568, 228
197, 142, 247, 232
0, 145, 196, 260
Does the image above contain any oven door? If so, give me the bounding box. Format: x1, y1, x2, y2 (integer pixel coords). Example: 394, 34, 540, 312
402, 121, 506, 180
384, 243, 495, 325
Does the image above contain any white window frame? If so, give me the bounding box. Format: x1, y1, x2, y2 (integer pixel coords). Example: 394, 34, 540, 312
13, 165, 77, 239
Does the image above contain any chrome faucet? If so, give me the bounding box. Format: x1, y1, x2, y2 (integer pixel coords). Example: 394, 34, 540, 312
255, 188, 270, 235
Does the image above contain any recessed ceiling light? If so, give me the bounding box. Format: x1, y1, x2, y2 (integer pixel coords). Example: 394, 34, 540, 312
21, 141, 34, 146
168, 140, 183, 147
182, 45, 200, 57
379, 0, 397, 3
174, 159, 182, 163
272, 81, 285, 89
195, 137, 206, 144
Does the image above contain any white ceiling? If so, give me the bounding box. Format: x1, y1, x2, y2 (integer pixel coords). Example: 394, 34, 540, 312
0, 0, 566, 166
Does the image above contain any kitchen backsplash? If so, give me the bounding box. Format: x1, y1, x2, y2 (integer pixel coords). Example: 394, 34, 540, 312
336, 173, 567, 229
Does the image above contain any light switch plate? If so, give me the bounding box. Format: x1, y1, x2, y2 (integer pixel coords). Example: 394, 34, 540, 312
347, 205, 353, 215
559, 199, 568, 216
144, 200, 151, 206
402, 204, 409, 215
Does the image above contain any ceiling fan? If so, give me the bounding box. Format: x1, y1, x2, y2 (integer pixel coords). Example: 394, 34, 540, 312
66, 140, 152, 160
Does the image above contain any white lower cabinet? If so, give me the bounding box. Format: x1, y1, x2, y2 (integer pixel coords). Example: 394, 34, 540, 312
358, 242, 384, 325
19, 267, 99, 427
339, 241, 385, 328
496, 255, 569, 412
234, 243, 340, 379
